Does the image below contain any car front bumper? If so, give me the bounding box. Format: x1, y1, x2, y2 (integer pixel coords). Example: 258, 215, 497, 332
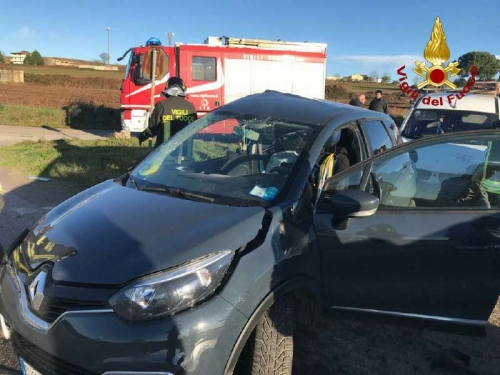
0, 266, 247, 375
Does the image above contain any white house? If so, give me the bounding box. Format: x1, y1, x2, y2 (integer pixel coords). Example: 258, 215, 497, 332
9, 51, 30, 64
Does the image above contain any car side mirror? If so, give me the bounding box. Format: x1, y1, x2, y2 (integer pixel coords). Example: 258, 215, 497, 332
330, 190, 379, 218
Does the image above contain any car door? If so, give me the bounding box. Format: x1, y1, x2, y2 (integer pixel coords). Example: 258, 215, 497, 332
314, 131, 500, 322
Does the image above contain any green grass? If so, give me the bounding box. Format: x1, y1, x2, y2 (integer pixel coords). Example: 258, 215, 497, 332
0, 63, 124, 79
0, 139, 151, 189
0, 104, 67, 127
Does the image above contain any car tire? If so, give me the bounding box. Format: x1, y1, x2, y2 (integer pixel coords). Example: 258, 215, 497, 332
249, 295, 294, 375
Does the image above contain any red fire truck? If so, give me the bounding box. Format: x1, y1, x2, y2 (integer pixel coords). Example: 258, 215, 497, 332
118, 36, 328, 132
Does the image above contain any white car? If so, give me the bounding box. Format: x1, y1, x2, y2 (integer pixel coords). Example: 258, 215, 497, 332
399, 93, 500, 202
400, 93, 500, 142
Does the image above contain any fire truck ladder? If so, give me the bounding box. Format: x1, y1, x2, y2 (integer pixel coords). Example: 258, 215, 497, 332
221, 36, 327, 52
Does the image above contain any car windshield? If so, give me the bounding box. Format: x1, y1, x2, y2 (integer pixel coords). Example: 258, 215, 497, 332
130, 110, 320, 207
403, 109, 498, 139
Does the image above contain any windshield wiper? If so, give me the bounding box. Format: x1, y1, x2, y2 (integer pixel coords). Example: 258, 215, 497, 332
140, 186, 215, 202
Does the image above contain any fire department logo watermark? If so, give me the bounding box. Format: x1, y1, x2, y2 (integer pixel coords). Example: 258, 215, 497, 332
397, 17, 477, 104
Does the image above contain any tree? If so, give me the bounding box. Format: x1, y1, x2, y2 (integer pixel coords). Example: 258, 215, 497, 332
457, 51, 500, 81
0, 51, 4, 63
381, 72, 391, 84
453, 77, 467, 87
31, 50, 44, 65
369, 70, 379, 82
24, 54, 33, 65
99, 52, 110, 65
412, 75, 420, 86
24, 50, 44, 65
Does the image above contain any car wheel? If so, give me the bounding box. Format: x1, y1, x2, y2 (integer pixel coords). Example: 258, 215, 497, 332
248, 295, 295, 375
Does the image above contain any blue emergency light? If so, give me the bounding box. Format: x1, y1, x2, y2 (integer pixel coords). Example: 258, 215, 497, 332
146, 37, 162, 46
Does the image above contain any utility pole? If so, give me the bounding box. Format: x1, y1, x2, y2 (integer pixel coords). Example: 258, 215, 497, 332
105, 27, 111, 65
166, 32, 174, 47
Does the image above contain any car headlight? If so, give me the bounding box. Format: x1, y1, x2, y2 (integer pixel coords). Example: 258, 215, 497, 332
109, 250, 234, 321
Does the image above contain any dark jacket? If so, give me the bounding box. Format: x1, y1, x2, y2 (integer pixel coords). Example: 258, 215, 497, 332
349, 98, 363, 107
140, 96, 197, 148
369, 98, 389, 114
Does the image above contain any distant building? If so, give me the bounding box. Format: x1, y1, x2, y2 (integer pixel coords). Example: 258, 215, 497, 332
45, 58, 76, 67
350, 74, 364, 82
9, 51, 30, 64
326, 75, 340, 81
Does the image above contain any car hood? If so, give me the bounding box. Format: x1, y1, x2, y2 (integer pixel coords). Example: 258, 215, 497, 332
21, 180, 265, 285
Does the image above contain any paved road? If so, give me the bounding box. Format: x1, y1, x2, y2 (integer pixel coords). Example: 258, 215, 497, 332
0, 125, 113, 146
0, 167, 499, 374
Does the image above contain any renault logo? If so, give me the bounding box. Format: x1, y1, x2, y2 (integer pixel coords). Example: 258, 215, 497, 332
28, 270, 47, 311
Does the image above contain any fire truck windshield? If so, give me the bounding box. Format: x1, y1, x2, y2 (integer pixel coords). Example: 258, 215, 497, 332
129, 110, 320, 206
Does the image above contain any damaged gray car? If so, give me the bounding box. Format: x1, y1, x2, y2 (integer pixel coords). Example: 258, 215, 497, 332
1, 91, 499, 375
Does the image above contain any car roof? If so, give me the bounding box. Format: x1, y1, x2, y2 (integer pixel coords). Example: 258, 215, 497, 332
219, 90, 381, 126
415, 93, 499, 114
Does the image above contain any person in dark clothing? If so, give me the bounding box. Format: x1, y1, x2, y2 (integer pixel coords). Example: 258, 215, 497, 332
138, 77, 197, 148
369, 89, 390, 114
349, 94, 366, 107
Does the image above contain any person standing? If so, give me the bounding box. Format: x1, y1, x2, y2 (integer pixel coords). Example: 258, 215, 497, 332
138, 77, 197, 148
369, 90, 390, 114
349, 94, 366, 107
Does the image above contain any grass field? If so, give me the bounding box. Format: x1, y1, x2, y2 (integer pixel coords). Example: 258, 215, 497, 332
0, 63, 125, 79
0, 66, 411, 129
0, 83, 120, 128
0, 139, 151, 188
0, 83, 119, 108
0, 104, 66, 127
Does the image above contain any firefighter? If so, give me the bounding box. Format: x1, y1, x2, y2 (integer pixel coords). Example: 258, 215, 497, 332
138, 77, 197, 148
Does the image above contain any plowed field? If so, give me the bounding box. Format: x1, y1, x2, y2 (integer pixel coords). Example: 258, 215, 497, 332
0, 83, 119, 108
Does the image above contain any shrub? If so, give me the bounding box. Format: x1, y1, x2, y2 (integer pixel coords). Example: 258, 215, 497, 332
64, 99, 120, 130
325, 84, 350, 100
25, 73, 121, 90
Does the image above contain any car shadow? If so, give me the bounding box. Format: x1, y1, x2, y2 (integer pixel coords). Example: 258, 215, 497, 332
62, 99, 121, 132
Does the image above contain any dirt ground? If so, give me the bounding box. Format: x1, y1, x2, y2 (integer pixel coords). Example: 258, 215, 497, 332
293, 317, 500, 375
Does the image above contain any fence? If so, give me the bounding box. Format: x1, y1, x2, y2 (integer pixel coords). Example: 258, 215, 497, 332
0, 69, 24, 83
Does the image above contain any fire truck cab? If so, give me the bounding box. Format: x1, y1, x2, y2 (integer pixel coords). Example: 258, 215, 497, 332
119, 36, 328, 133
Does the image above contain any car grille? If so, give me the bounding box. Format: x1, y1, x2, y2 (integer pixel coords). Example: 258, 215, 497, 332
31, 296, 106, 323
13, 332, 97, 375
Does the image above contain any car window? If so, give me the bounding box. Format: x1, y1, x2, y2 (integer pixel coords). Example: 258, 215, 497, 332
318, 167, 364, 211
362, 120, 393, 155
382, 119, 400, 144
367, 135, 500, 210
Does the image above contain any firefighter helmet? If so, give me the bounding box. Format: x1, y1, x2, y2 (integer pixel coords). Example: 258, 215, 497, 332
165, 77, 186, 92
